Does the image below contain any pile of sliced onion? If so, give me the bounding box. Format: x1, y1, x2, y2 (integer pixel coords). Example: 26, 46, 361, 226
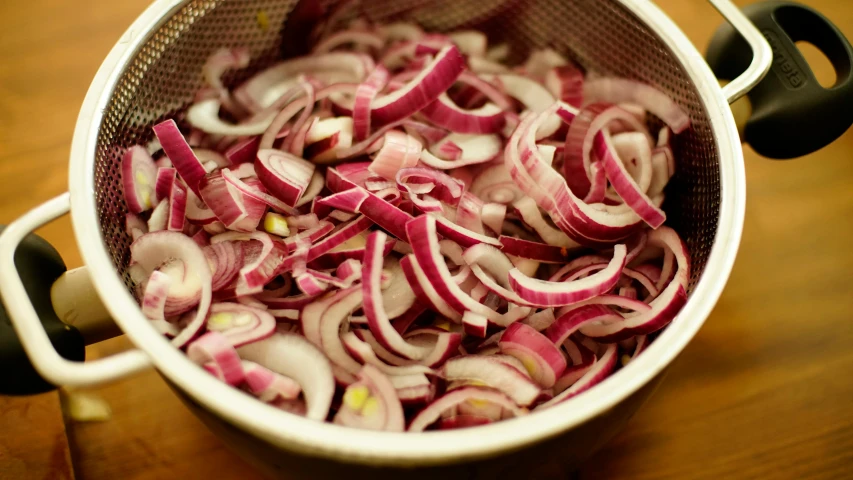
121, 16, 691, 433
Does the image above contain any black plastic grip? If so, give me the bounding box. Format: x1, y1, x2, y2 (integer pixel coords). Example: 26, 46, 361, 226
706, 1, 853, 159
0, 227, 85, 395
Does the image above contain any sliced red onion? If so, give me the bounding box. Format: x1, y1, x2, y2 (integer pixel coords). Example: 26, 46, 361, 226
522, 48, 569, 80
433, 215, 501, 248
455, 192, 485, 235
353, 65, 390, 141
545, 64, 584, 107
121, 145, 158, 213
235, 52, 371, 112
498, 322, 567, 388
166, 181, 187, 232
390, 373, 435, 405
583, 78, 690, 133
562, 103, 647, 199
154, 167, 176, 203
513, 196, 579, 248
420, 94, 505, 135
141, 270, 171, 321
334, 365, 405, 432
126, 213, 148, 242
409, 216, 530, 326
421, 134, 502, 169
211, 231, 290, 296
203, 241, 243, 291
341, 332, 432, 376
260, 83, 359, 151
206, 302, 276, 347
579, 227, 689, 342
494, 74, 561, 138
242, 360, 301, 402
255, 149, 316, 207
508, 244, 627, 307
370, 45, 465, 126
595, 131, 665, 228
522, 308, 556, 331
238, 332, 335, 421
553, 339, 596, 393
408, 387, 525, 432
498, 236, 571, 264
368, 131, 422, 180
462, 311, 488, 337
317, 186, 412, 241
198, 171, 262, 232
188, 332, 245, 386
185, 189, 217, 226
295, 272, 330, 295
539, 343, 618, 408
153, 120, 208, 196
396, 167, 464, 206
283, 220, 335, 250
441, 356, 541, 406
223, 137, 260, 166
302, 117, 353, 163
403, 120, 449, 145
546, 304, 621, 347
469, 163, 524, 205
306, 215, 372, 261
363, 231, 433, 360
377, 22, 424, 42
131, 231, 212, 348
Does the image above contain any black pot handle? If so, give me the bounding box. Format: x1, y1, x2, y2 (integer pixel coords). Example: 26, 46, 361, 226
706, 1, 853, 159
0, 194, 150, 396
0, 226, 85, 395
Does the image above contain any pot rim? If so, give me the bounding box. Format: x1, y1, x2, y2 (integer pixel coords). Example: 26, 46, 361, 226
68, 0, 745, 466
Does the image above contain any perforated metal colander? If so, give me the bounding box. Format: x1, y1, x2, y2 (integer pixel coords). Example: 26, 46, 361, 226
97, 0, 728, 290
0, 0, 772, 473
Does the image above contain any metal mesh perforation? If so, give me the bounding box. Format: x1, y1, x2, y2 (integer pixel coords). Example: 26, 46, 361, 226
93, 0, 720, 293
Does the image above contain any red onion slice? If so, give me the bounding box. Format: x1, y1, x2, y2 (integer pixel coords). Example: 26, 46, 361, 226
583, 78, 690, 133
255, 149, 316, 207
420, 94, 505, 134
370, 45, 465, 126
334, 365, 405, 432
155, 167, 177, 203
363, 231, 433, 360
368, 130, 422, 180
238, 332, 335, 421
408, 387, 526, 432
131, 231, 212, 348
539, 343, 618, 408
498, 323, 566, 388
166, 181, 188, 232
596, 131, 665, 228
153, 120, 208, 197
188, 332, 245, 386
242, 360, 302, 402
421, 133, 502, 169
441, 356, 541, 406
579, 227, 689, 342
121, 145, 159, 213
141, 270, 171, 322
206, 302, 276, 347
508, 244, 627, 308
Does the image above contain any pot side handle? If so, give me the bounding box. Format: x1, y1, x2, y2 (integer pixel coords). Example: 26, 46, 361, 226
707, 1, 853, 159
0, 193, 150, 395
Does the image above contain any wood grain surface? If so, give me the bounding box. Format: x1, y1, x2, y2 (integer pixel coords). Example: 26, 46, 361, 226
1, 1, 851, 479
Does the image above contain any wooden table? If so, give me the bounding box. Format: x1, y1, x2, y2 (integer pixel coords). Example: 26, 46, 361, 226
2, 1, 851, 478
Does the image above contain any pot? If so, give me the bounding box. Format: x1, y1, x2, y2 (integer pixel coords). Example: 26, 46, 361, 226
1, 0, 851, 478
